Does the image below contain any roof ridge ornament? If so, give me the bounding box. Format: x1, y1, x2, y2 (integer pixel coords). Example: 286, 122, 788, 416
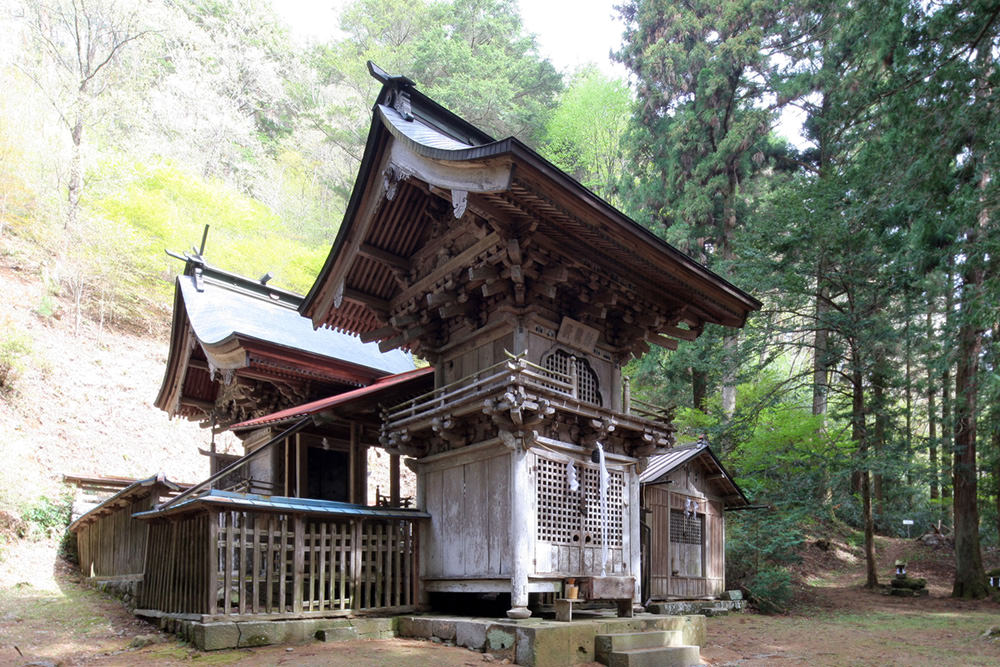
367, 60, 414, 121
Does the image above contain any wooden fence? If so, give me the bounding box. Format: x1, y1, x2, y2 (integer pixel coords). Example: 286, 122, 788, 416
77, 495, 156, 580
139, 509, 419, 618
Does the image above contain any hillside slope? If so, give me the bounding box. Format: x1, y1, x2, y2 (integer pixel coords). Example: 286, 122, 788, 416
0, 238, 234, 512
0, 232, 410, 518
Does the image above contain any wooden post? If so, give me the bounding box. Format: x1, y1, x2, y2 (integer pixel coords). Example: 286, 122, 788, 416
628, 466, 641, 606
349, 422, 357, 504
284, 437, 290, 496
206, 511, 218, 615
294, 434, 302, 498
292, 515, 304, 613
569, 356, 579, 399
623, 376, 632, 415
507, 438, 532, 619
351, 520, 363, 610
390, 454, 400, 506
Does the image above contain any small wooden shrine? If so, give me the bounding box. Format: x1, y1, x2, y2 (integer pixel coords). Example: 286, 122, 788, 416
154, 255, 421, 499
639, 441, 748, 602
298, 62, 761, 618
69, 474, 186, 583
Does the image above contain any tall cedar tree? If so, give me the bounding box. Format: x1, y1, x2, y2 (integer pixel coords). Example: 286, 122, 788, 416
615, 0, 781, 421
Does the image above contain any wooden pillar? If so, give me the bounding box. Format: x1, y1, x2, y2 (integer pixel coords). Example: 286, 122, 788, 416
349, 422, 360, 504
390, 454, 400, 506
628, 465, 641, 605
507, 438, 532, 619
284, 437, 290, 496
294, 434, 303, 498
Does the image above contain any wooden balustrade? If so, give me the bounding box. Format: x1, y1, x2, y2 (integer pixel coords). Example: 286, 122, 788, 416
383, 353, 675, 429
139, 509, 419, 618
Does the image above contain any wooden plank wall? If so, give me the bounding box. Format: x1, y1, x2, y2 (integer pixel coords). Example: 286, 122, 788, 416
140, 509, 420, 618
76, 494, 155, 580
422, 452, 510, 579
644, 485, 725, 599
442, 333, 513, 385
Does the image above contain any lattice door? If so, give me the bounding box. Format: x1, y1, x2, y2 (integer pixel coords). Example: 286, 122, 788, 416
535, 454, 624, 547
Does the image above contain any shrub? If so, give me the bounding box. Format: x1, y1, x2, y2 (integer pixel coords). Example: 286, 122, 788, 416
746, 566, 794, 614
21, 494, 72, 540
0, 324, 31, 392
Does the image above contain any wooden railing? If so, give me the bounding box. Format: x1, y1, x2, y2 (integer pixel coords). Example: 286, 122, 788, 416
139, 509, 419, 618
383, 352, 674, 429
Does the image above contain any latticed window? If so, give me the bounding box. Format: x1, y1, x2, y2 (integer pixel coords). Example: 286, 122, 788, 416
535, 455, 623, 546
670, 508, 704, 577
542, 349, 602, 405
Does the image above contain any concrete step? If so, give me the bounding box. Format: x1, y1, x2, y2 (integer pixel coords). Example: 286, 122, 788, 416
594, 631, 681, 664
607, 645, 702, 667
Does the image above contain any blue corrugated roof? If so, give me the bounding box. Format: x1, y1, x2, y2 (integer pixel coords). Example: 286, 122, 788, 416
179, 274, 413, 376
134, 489, 430, 520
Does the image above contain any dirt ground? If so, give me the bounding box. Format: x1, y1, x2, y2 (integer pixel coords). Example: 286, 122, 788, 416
701, 535, 1000, 666
2, 535, 1000, 666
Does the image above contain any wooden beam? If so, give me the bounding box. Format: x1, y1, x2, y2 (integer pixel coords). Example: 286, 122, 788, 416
426, 291, 454, 308
180, 398, 214, 413
468, 264, 498, 283
660, 324, 699, 341
393, 232, 500, 307
481, 279, 508, 297
645, 334, 679, 351
343, 288, 390, 315
360, 325, 399, 344
378, 324, 433, 353
358, 243, 409, 271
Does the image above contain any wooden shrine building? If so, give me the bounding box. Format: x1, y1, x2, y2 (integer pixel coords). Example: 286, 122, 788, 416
153, 255, 421, 501
298, 62, 761, 619
639, 441, 748, 602
74, 63, 759, 627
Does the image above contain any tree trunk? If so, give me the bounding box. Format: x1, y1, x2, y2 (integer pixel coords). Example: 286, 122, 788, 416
952, 307, 987, 598
853, 359, 877, 589
67, 108, 85, 231
941, 261, 954, 522
951, 144, 990, 599
927, 306, 939, 501
873, 371, 887, 529
692, 367, 708, 412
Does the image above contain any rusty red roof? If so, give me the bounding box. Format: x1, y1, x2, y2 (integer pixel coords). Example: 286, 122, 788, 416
229, 366, 434, 430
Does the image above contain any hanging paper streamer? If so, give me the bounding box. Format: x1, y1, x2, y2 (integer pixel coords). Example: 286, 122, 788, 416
596, 442, 609, 576
567, 459, 579, 492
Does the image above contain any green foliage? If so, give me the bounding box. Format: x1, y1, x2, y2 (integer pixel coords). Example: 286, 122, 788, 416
745, 566, 794, 614
725, 507, 804, 613
542, 67, 631, 203
0, 320, 32, 392
20, 494, 72, 541
90, 159, 327, 298
310, 0, 561, 149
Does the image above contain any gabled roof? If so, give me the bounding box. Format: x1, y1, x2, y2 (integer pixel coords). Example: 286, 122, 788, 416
155, 257, 415, 420
229, 366, 435, 431
640, 441, 749, 509
69, 473, 186, 532
300, 62, 761, 351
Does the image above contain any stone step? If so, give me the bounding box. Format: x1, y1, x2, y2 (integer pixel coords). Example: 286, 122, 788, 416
595, 630, 681, 663
607, 645, 702, 667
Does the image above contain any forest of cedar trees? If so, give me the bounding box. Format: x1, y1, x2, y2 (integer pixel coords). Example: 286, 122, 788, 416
1, 0, 998, 606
